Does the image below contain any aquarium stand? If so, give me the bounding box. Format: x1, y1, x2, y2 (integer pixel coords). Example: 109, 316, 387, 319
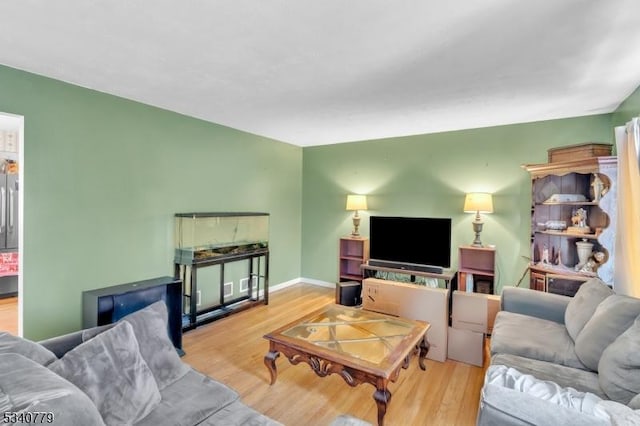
175, 248, 269, 331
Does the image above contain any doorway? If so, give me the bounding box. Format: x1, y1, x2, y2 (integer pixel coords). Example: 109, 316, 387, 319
0, 112, 23, 336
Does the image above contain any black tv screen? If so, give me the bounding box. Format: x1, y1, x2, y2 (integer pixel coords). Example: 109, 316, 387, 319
369, 216, 451, 269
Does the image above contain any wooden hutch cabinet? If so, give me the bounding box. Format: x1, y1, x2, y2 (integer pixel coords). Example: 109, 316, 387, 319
523, 148, 617, 296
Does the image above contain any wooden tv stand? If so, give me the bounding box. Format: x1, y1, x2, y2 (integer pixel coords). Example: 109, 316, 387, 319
361, 262, 456, 288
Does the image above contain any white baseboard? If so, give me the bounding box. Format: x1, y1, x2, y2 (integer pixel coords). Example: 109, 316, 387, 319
268, 278, 301, 293
268, 277, 336, 293
299, 278, 336, 288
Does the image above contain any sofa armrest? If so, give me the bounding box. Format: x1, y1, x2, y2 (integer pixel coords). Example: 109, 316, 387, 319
38, 324, 112, 358
38, 330, 84, 359
501, 286, 571, 324
477, 383, 609, 426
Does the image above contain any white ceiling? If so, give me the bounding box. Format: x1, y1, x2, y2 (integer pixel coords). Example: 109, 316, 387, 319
1, 1, 640, 146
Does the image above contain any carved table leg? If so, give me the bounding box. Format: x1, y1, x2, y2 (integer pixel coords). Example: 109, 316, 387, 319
418, 336, 430, 371
373, 380, 391, 426
264, 350, 280, 385
402, 354, 411, 369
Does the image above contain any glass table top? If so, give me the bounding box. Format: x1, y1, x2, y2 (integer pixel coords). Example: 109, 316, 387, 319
281, 305, 420, 365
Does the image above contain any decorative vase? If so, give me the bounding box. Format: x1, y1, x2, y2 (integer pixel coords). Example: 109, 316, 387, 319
575, 239, 593, 270
592, 173, 605, 202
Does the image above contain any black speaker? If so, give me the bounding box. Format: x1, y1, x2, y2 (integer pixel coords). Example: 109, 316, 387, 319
336, 281, 362, 306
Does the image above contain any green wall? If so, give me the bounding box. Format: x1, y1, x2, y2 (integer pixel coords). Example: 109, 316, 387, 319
3, 60, 635, 339
301, 115, 614, 292
612, 84, 640, 127
0, 65, 303, 340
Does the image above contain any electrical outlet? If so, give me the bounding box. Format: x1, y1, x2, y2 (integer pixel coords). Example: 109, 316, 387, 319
197, 290, 202, 306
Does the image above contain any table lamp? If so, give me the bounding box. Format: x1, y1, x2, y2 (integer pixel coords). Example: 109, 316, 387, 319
346, 195, 367, 236
464, 192, 493, 247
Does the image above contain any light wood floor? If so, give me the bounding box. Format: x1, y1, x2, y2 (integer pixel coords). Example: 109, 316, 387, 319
0, 296, 18, 335
182, 284, 489, 426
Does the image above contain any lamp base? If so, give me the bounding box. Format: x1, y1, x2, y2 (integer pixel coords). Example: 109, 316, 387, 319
471, 219, 484, 247
351, 214, 361, 237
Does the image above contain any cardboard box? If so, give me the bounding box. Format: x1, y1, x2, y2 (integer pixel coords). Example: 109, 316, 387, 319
452, 291, 501, 334
486, 294, 501, 334
447, 327, 484, 367
362, 278, 449, 362
452, 291, 488, 333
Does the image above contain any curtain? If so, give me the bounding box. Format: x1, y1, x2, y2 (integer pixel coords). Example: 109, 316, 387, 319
614, 117, 640, 296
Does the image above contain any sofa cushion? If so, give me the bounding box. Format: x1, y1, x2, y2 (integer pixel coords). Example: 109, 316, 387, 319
0, 331, 57, 366
491, 353, 605, 398
575, 295, 640, 371
598, 316, 640, 404
49, 321, 161, 425
120, 301, 190, 390
565, 278, 614, 341
486, 365, 603, 413
477, 382, 610, 426
0, 353, 105, 425
135, 369, 241, 426
491, 311, 587, 370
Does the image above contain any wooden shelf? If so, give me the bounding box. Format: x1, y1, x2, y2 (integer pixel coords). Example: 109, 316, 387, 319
534, 230, 599, 239
338, 237, 369, 284
540, 201, 598, 206
340, 255, 365, 261
340, 273, 365, 281
459, 267, 494, 276
529, 263, 597, 278
457, 246, 496, 294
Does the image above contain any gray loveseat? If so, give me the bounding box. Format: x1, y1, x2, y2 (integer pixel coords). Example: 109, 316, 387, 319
477, 278, 640, 425
0, 301, 280, 426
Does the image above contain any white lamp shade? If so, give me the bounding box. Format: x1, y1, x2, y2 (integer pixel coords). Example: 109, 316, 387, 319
464, 193, 494, 213
346, 195, 368, 211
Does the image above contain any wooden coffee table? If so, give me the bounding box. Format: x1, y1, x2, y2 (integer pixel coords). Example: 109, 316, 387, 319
263, 304, 430, 425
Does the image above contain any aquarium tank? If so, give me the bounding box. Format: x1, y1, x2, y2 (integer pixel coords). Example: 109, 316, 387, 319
174, 212, 269, 264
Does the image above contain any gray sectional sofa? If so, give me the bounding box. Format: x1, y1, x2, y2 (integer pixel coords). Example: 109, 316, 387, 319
0, 301, 280, 426
477, 278, 640, 425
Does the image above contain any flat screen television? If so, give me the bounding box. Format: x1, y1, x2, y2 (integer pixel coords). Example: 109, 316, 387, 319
369, 216, 451, 272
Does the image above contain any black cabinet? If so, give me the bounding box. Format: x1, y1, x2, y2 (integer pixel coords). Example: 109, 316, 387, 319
82, 276, 183, 354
